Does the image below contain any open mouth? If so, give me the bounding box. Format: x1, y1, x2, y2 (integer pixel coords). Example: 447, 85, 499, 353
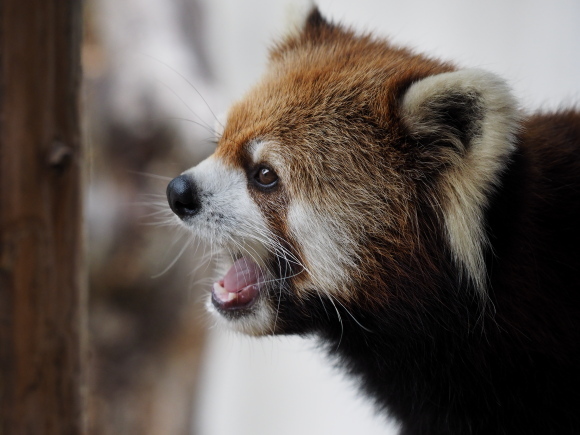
212, 256, 264, 311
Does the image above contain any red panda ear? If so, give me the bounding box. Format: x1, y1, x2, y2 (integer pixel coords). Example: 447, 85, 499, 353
401, 69, 518, 161
400, 69, 521, 296
302, 7, 333, 37
270, 5, 336, 60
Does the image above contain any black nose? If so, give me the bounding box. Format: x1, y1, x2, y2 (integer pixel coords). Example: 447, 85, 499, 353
166, 175, 201, 219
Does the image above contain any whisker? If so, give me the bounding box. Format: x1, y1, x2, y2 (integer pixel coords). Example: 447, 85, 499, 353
126, 170, 173, 181
154, 80, 216, 135
140, 53, 223, 129
162, 116, 217, 136
151, 235, 191, 278
325, 294, 344, 350
332, 296, 373, 333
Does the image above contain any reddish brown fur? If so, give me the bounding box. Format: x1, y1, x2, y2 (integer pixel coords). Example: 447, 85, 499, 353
217, 15, 458, 307
168, 8, 580, 434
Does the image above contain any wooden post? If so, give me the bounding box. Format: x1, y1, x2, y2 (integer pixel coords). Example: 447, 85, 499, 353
0, 0, 86, 433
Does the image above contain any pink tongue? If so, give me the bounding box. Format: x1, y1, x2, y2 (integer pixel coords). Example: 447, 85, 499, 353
222, 257, 263, 293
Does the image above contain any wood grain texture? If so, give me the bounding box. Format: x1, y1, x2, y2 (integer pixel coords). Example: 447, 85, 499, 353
0, 0, 86, 433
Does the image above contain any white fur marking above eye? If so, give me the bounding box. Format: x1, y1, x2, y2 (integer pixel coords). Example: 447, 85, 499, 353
402, 69, 521, 297
249, 140, 266, 164
249, 140, 286, 178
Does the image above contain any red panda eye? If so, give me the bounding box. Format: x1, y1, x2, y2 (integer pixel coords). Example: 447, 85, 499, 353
255, 167, 278, 187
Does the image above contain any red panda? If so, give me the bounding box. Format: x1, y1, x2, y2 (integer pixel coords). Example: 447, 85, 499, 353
166, 7, 580, 434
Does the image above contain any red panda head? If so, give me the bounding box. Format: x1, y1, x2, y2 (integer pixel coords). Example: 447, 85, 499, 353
167, 8, 520, 335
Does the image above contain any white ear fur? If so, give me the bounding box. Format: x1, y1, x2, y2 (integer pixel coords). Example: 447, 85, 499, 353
283, 0, 316, 35
402, 69, 521, 297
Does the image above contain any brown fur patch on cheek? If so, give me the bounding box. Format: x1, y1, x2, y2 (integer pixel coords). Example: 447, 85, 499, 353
247, 183, 304, 281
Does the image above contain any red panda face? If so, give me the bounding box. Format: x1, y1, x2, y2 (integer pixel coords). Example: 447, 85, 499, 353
167, 8, 520, 336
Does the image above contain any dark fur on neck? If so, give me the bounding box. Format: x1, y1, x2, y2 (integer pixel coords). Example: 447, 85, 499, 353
274, 111, 580, 435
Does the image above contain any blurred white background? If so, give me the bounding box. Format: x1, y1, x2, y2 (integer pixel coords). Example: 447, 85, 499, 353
85, 1, 580, 434
203, 0, 580, 110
